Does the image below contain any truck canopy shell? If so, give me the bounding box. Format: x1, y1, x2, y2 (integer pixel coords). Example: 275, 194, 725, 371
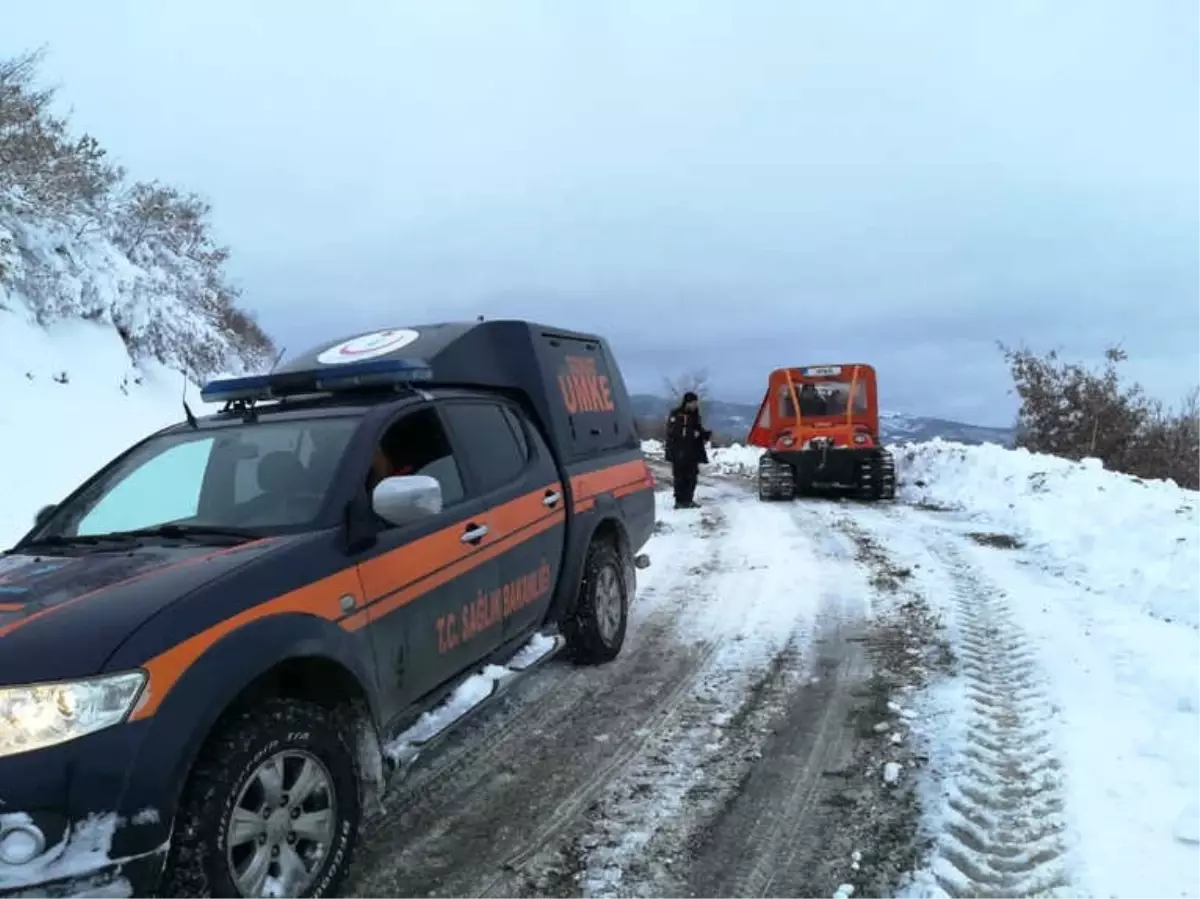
268, 319, 640, 464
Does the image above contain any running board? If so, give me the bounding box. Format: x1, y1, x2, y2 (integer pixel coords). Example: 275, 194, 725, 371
382, 631, 565, 772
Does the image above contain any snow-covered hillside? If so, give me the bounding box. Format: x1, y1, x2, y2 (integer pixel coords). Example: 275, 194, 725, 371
0, 312, 223, 546
0, 199, 267, 546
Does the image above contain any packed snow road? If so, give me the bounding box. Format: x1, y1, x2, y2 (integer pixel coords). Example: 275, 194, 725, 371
346, 477, 899, 898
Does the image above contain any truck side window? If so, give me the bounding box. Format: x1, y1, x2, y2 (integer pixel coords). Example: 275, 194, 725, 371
500, 406, 530, 461
374, 407, 466, 507
441, 402, 527, 495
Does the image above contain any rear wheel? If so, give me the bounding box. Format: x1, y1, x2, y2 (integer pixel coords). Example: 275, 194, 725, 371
565, 539, 628, 664
161, 698, 361, 898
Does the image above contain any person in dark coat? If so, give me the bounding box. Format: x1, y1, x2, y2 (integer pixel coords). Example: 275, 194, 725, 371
664, 391, 711, 509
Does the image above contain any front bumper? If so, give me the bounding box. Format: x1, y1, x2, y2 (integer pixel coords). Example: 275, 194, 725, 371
0, 828, 167, 898
0, 722, 171, 897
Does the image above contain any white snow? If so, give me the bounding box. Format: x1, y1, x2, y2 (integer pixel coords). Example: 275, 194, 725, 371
873, 440, 1199, 899
0, 309, 225, 547
0, 201, 268, 384
895, 438, 1199, 629
577, 482, 873, 897
640, 438, 764, 478
0, 812, 130, 895
0, 198, 267, 548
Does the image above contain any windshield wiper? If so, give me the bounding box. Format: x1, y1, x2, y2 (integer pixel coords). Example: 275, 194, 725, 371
117, 524, 261, 543
19, 533, 138, 549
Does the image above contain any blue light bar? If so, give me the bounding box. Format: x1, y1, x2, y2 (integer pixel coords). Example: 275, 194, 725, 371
200, 373, 276, 404
200, 358, 433, 405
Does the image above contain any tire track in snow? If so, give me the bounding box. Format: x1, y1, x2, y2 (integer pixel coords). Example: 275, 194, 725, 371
686, 606, 867, 899
912, 531, 1072, 897
557, 495, 862, 898
621, 497, 876, 899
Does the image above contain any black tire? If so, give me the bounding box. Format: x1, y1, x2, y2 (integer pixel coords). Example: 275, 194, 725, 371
160, 698, 362, 898
564, 539, 628, 664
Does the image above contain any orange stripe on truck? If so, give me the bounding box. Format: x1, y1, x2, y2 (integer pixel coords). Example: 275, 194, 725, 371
130, 459, 648, 720
129, 483, 566, 719
131, 566, 358, 720
570, 459, 647, 501
571, 459, 652, 511
343, 483, 565, 629
0, 540, 274, 640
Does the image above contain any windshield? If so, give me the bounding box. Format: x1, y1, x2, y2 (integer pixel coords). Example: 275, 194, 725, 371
780, 380, 868, 418
33, 417, 360, 540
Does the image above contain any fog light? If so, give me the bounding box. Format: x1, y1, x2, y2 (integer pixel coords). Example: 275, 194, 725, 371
0, 822, 45, 866
634, 553, 651, 570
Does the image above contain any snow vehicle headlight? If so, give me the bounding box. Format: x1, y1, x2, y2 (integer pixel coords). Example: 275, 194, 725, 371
0, 671, 146, 758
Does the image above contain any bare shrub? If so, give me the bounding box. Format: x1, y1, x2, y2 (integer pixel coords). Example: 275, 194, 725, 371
1000, 342, 1198, 490
662, 368, 710, 405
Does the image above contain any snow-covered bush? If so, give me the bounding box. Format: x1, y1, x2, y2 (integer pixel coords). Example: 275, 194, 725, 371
0, 49, 272, 379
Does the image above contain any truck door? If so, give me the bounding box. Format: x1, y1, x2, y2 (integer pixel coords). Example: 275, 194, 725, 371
437, 400, 567, 651
355, 404, 502, 727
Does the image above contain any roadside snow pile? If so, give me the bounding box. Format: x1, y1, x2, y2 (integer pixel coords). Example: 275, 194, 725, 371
895, 438, 1200, 628
641, 438, 664, 458
705, 443, 764, 477
0, 309, 225, 547
639, 439, 763, 478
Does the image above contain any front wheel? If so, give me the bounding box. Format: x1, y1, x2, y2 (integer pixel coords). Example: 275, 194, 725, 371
565, 539, 628, 664
161, 698, 362, 898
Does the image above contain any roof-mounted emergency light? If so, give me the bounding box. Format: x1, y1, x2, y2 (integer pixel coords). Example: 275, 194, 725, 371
200, 357, 434, 405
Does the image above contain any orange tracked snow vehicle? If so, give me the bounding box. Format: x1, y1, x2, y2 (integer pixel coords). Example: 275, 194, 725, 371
747, 364, 895, 501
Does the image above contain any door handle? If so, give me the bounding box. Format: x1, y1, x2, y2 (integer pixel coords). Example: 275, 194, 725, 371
460, 523, 489, 545
542, 490, 562, 507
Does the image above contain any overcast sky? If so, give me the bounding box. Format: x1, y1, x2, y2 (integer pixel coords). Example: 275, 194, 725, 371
4, 1, 1197, 423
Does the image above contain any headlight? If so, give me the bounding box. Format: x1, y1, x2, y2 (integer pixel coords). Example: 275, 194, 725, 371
0, 671, 146, 758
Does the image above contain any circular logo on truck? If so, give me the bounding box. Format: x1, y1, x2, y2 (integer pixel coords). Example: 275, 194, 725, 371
316, 329, 420, 364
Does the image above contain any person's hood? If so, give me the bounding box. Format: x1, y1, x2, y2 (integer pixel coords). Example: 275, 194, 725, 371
0, 538, 281, 684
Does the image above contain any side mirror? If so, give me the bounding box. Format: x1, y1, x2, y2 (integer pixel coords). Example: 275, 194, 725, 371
371, 475, 443, 527
33, 504, 57, 528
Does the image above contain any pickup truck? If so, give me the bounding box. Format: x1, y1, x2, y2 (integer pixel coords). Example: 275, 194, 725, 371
0, 319, 655, 898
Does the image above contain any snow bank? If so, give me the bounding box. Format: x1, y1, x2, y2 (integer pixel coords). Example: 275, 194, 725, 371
0, 309, 223, 547
640, 439, 764, 478
895, 438, 1200, 628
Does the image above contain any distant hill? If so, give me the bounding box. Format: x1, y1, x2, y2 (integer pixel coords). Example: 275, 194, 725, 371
631, 394, 1015, 447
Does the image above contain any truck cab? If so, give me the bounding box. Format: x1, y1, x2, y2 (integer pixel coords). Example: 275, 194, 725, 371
0, 320, 654, 898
